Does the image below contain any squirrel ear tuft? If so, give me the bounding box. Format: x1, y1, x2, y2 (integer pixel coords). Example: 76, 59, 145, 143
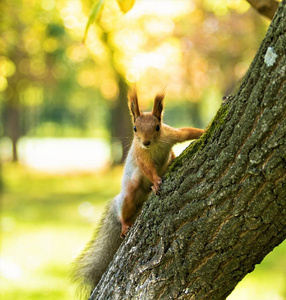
128, 88, 141, 122
152, 93, 164, 121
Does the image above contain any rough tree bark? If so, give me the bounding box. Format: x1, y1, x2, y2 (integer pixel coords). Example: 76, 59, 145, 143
90, 2, 286, 299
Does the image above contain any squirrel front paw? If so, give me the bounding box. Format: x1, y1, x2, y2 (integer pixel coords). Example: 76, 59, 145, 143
121, 223, 131, 238
152, 178, 162, 195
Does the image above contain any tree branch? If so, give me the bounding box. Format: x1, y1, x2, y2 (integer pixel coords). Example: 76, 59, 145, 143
246, 0, 279, 19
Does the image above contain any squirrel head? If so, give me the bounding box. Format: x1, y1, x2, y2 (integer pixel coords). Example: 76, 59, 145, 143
128, 89, 164, 149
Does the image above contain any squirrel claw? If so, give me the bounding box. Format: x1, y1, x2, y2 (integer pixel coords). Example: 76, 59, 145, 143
151, 185, 160, 195
121, 224, 130, 238
152, 178, 162, 195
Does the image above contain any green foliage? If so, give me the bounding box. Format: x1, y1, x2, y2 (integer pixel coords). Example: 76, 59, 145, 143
83, 0, 135, 42
117, 0, 135, 13
83, 0, 104, 43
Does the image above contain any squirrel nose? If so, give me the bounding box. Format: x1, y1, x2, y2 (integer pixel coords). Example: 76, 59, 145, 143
143, 141, 151, 146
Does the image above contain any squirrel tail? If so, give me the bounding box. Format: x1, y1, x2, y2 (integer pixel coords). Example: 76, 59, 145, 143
72, 199, 122, 298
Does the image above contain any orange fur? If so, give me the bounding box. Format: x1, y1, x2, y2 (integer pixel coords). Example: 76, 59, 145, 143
118, 90, 205, 237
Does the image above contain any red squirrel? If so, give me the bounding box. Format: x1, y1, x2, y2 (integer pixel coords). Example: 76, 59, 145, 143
72, 90, 205, 297
118, 89, 204, 237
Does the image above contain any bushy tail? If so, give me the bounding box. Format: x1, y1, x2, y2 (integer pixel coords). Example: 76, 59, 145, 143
72, 200, 122, 298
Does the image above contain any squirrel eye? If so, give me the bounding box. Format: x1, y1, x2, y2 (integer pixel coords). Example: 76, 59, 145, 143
156, 125, 160, 131
133, 126, 137, 132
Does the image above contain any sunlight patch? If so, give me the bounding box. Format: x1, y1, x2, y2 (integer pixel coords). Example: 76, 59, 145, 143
17, 138, 111, 173
0, 258, 23, 280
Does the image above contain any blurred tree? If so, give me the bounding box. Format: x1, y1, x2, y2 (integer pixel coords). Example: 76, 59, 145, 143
88, 1, 286, 299
0, 0, 106, 161
1, 0, 23, 161
0, 0, 69, 161
110, 73, 132, 163
246, 0, 279, 19
0, 163, 2, 192
99, 29, 132, 163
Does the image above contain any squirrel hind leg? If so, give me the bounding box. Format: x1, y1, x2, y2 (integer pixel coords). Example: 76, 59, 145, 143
119, 179, 142, 237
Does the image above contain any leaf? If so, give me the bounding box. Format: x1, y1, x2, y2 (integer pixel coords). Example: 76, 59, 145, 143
83, 0, 104, 43
117, 0, 135, 13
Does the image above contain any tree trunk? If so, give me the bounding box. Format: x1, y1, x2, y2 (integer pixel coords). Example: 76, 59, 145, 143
5, 105, 21, 162
90, 2, 286, 299
101, 30, 133, 164
110, 74, 133, 163
0, 162, 3, 192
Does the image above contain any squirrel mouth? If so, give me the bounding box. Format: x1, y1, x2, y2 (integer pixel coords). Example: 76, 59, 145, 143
142, 141, 151, 148
141, 143, 151, 149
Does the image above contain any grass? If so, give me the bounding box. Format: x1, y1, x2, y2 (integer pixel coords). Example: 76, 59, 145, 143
1, 163, 122, 300
1, 163, 285, 300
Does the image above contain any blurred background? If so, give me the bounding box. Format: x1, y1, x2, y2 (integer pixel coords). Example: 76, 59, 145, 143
0, 0, 285, 299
